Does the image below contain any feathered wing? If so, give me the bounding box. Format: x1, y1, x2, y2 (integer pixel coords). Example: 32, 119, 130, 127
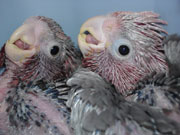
164, 34, 180, 77
129, 72, 180, 122
67, 68, 180, 135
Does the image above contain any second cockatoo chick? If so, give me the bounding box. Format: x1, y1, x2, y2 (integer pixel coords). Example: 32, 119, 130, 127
78, 11, 168, 95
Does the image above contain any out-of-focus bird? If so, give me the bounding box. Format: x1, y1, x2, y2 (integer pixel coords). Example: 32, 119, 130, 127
164, 34, 180, 77
67, 68, 180, 135
128, 34, 180, 123
78, 11, 168, 95
0, 44, 6, 72
0, 44, 11, 103
0, 16, 81, 135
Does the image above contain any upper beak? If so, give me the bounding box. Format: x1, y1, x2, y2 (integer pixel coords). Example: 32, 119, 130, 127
5, 23, 37, 63
78, 27, 102, 57
78, 16, 111, 57
78, 27, 111, 57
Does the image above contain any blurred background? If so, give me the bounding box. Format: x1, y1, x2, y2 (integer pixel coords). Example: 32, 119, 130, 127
0, 0, 179, 47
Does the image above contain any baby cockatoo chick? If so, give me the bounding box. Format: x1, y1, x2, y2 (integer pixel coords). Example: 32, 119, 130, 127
78, 11, 168, 95
77, 11, 180, 123
0, 16, 81, 135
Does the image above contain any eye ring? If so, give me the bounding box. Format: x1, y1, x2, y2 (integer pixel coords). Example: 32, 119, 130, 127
118, 45, 130, 56
50, 45, 59, 56
110, 38, 132, 60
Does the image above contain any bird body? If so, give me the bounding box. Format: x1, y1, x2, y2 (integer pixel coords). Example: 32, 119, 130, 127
127, 34, 180, 122
0, 43, 19, 134
67, 68, 180, 135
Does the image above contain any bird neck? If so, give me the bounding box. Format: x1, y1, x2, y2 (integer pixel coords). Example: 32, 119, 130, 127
11, 53, 81, 85
83, 50, 168, 96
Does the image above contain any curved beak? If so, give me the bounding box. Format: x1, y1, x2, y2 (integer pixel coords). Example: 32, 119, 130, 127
5, 23, 37, 63
78, 16, 108, 57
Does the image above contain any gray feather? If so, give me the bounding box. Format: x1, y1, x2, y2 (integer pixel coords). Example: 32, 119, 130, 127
164, 34, 180, 77
67, 68, 180, 135
123, 34, 180, 123
127, 71, 180, 124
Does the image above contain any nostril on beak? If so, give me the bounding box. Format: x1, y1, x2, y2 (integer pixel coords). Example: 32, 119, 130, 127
83, 30, 99, 45
14, 39, 30, 50
84, 30, 90, 35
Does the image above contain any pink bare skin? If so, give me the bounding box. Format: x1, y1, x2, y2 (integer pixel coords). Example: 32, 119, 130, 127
0, 16, 80, 135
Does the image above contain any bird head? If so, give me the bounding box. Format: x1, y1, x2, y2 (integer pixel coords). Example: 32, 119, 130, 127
5, 16, 81, 81
78, 11, 168, 95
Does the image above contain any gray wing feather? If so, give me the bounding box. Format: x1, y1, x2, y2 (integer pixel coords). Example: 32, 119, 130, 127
67, 68, 180, 135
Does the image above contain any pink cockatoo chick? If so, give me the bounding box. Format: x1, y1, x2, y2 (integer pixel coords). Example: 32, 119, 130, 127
0, 16, 81, 135
78, 11, 168, 96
